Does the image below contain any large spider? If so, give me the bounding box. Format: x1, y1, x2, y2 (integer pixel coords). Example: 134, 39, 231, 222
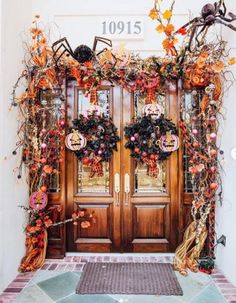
176, 0, 236, 52
52, 36, 113, 66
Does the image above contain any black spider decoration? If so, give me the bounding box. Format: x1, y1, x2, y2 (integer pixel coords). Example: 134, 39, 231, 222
52, 36, 113, 65
176, 0, 236, 59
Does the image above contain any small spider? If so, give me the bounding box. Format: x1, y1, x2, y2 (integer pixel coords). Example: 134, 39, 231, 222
52, 36, 113, 66
176, 0, 236, 52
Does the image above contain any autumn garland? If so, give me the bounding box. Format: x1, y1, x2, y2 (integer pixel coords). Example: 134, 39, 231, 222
13, 0, 236, 273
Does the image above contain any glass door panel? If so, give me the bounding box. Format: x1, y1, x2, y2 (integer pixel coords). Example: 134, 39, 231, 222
76, 88, 111, 195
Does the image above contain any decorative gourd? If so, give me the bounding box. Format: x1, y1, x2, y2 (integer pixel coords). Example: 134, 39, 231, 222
159, 131, 179, 152
65, 130, 87, 151
143, 103, 163, 118
29, 191, 48, 210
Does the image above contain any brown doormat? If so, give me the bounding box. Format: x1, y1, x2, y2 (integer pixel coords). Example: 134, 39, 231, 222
76, 262, 183, 295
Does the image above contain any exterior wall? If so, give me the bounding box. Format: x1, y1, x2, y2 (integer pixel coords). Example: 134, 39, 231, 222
0, 0, 32, 292
0, 0, 235, 291
31, 0, 236, 285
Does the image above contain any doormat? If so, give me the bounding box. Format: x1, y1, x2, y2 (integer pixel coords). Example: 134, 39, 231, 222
76, 262, 183, 295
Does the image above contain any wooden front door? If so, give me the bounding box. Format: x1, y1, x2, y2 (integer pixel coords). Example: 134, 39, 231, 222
66, 81, 180, 252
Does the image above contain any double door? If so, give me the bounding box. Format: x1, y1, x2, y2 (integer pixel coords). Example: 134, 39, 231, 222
66, 81, 181, 252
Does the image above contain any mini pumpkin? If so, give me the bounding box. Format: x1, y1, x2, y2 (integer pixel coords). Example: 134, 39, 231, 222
159, 131, 179, 152
65, 130, 87, 151
143, 103, 163, 118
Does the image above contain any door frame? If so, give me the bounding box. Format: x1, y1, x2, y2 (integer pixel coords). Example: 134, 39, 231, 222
46, 79, 187, 257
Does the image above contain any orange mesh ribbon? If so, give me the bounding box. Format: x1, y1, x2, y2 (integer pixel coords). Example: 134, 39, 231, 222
88, 156, 104, 178
173, 221, 207, 276
146, 87, 156, 104
142, 156, 159, 178
90, 88, 98, 105
19, 230, 48, 272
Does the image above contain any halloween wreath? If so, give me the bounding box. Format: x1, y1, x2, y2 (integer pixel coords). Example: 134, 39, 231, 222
65, 112, 120, 177
124, 106, 179, 177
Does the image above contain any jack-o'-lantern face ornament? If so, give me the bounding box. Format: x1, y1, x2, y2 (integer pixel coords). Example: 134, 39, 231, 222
143, 103, 163, 118
65, 130, 87, 151
30, 191, 48, 210
159, 131, 179, 152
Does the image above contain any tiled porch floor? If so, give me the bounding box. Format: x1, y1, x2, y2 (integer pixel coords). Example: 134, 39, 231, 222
0, 254, 236, 303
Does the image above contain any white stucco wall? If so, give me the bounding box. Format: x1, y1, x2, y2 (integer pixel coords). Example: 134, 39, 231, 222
0, 0, 235, 291
0, 0, 32, 291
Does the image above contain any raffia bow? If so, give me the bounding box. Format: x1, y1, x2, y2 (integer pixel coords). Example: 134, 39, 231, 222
88, 156, 104, 178
173, 221, 207, 276
19, 230, 48, 272
142, 156, 159, 178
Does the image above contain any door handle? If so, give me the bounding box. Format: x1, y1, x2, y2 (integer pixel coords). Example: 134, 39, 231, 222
124, 173, 130, 207
114, 173, 120, 207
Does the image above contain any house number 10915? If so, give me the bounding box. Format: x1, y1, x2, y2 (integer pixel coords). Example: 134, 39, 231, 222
100, 18, 144, 39
102, 21, 142, 35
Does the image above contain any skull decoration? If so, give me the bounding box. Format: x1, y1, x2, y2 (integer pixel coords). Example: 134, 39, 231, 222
65, 130, 87, 151
159, 131, 179, 152
86, 105, 101, 117
143, 103, 163, 118
29, 191, 48, 210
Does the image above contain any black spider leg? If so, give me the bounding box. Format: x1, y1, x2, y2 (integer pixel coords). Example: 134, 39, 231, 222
215, 19, 236, 31
92, 36, 112, 53
195, 24, 209, 47
219, 13, 236, 23
216, 0, 227, 17
52, 37, 74, 65
175, 17, 200, 34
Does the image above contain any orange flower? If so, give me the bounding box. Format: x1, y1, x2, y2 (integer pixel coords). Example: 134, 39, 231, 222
199, 51, 209, 59
41, 38, 47, 45
44, 219, 53, 228
212, 61, 224, 73
81, 221, 91, 228
78, 210, 85, 217
36, 219, 42, 226
31, 237, 38, 243
162, 10, 172, 20
162, 38, 178, 54
43, 165, 53, 174
228, 57, 236, 65
164, 24, 175, 36
149, 7, 159, 20
156, 24, 165, 33
31, 28, 38, 35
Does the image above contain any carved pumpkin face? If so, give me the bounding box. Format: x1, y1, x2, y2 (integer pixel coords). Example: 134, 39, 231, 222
159, 131, 179, 152
30, 191, 48, 210
65, 130, 87, 151
86, 105, 101, 117
143, 104, 163, 118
